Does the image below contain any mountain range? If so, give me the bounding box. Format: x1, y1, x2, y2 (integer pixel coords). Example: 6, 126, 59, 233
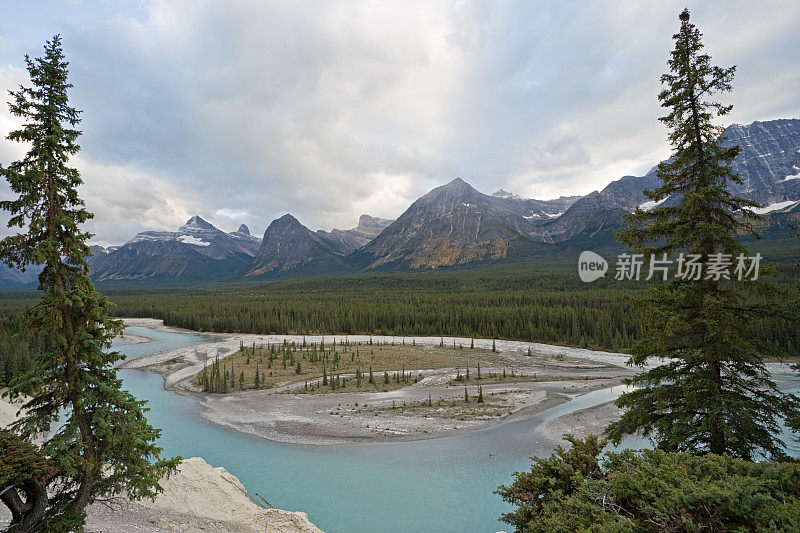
1, 118, 799, 287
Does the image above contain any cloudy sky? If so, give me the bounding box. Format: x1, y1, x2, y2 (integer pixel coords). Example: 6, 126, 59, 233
1, 1, 799, 245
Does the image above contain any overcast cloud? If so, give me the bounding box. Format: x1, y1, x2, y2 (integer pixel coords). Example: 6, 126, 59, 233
1, 1, 799, 246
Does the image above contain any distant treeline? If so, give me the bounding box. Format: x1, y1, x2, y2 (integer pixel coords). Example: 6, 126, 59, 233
106, 269, 644, 348
1, 265, 797, 387
105, 267, 800, 353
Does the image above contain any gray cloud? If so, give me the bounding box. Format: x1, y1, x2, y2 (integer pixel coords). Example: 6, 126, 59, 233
0, 0, 798, 245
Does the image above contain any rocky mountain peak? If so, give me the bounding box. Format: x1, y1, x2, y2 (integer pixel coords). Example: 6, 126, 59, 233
267, 214, 302, 232
236, 224, 250, 235
357, 214, 393, 230
180, 215, 218, 232
492, 189, 523, 200
441, 177, 473, 193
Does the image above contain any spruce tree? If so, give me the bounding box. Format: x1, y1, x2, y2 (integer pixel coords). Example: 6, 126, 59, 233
606, 10, 800, 460
0, 36, 178, 530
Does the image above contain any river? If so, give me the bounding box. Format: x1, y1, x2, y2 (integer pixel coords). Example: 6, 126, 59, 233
113, 325, 799, 533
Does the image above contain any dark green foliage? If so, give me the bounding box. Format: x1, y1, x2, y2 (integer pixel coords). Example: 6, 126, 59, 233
607, 9, 800, 460
0, 36, 178, 530
0, 429, 56, 531
0, 313, 43, 386
95, 270, 657, 351
8, 261, 789, 365
477, 386, 484, 403
496, 435, 800, 533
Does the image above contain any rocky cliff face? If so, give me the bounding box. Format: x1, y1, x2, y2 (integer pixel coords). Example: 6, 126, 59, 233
247, 214, 352, 277
525, 119, 800, 244
122, 457, 323, 533
724, 119, 800, 204
492, 189, 581, 220
316, 214, 393, 254
354, 178, 536, 270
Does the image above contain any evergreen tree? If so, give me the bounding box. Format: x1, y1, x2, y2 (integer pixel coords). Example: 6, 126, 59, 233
606, 9, 800, 460
369, 366, 374, 384
295, 361, 302, 374
0, 36, 178, 530
464, 385, 469, 403
477, 386, 484, 403
201, 365, 209, 392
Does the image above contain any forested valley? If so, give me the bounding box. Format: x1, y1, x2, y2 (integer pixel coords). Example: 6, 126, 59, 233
2, 260, 798, 387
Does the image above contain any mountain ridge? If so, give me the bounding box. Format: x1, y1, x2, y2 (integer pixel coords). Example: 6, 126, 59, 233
2, 117, 797, 286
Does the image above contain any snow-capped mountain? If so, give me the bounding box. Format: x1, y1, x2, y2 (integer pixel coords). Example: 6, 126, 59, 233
88, 216, 261, 281
2, 118, 796, 286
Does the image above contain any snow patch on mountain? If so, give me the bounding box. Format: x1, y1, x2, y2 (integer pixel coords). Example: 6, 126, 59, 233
178, 234, 212, 247
639, 197, 668, 211
753, 200, 798, 214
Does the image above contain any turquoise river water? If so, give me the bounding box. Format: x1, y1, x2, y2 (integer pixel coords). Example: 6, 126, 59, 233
113, 326, 799, 533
